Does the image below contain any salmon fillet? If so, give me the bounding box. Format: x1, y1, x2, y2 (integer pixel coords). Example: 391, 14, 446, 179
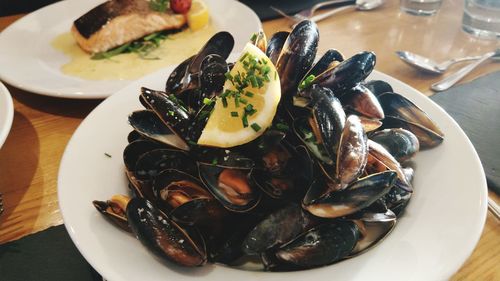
71, 0, 187, 54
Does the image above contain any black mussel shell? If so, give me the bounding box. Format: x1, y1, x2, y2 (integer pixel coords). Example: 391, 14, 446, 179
276, 20, 319, 96
364, 80, 393, 97
198, 163, 260, 212
242, 204, 318, 255
266, 31, 290, 65
370, 128, 420, 163
123, 140, 163, 171
166, 55, 195, 94
339, 84, 384, 119
134, 148, 196, 180
128, 110, 189, 151
273, 221, 360, 269
335, 115, 368, 188
126, 197, 207, 266
303, 171, 397, 218
303, 49, 344, 80
314, 51, 376, 92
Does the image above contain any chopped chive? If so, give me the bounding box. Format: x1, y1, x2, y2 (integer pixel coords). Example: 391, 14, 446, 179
222, 97, 228, 108
239, 52, 249, 62
168, 110, 175, 116
245, 104, 254, 112
203, 98, 213, 105
249, 75, 258, 88
298, 74, 316, 91
231, 111, 239, 117
242, 114, 249, 127
245, 91, 254, 97
274, 71, 277, 80
235, 97, 240, 107
247, 109, 257, 116
276, 123, 289, 131
188, 140, 198, 146
251, 123, 261, 132
250, 33, 257, 42
239, 97, 248, 104
224, 72, 233, 82
256, 76, 264, 88
263, 74, 270, 82
104, 152, 112, 158
262, 65, 271, 74
212, 158, 218, 165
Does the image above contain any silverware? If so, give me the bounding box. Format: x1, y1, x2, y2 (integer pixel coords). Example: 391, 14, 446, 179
308, 0, 384, 25
431, 49, 500, 92
488, 197, 500, 220
271, 0, 355, 23
395, 51, 488, 74
271, 0, 384, 27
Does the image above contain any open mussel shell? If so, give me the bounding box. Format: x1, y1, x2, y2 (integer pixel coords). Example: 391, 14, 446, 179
382, 183, 412, 217
349, 210, 397, 256
273, 220, 360, 269
198, 162, 260, 212
250, 29, 267, 53
335, 115, 368, 189
358, 116, 383, 133
242, 204, 318, 255
378, 92, 444, 147
126, 197, 207, 266
141, 87, 191, 136
366, 140, 412, 191
123, 140, 163, 171
276, 20, 319, 96
303, 171, 397, 219
370, 128, 420, 163
188, 31, 234, 74
363, 80, 393, 97
304, 49, 344, 79
93, 195, 130, 231
382, 116, 443, 149
313, 51, 376, 92
165, 55, 195, 94
339, 84, 384, 120
127, 130, 144, 143
134, 148, 196, 181
200, 54, 228, 96
253, 145, 313, 199
154, 169, 226, 225
266, 31, 289, 65
128, 110, 189, 151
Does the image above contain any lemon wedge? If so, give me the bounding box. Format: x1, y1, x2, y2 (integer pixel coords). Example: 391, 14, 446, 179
187, 0, 210, 31
197, 43, 281, 148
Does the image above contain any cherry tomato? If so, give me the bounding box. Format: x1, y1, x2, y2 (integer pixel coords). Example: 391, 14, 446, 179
170, 0, 192, 14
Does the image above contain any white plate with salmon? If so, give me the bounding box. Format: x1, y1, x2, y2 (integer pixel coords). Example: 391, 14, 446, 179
0, 0, 261, 99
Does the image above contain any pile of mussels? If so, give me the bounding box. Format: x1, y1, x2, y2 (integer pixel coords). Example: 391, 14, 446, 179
93, 20, 444, 271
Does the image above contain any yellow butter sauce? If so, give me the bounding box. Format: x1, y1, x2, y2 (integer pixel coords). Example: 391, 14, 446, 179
51, 24, 216, 80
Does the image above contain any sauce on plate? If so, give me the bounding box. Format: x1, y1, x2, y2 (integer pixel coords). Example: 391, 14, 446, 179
51, 24, 216, 80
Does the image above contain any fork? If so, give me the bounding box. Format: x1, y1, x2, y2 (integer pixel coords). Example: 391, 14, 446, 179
271, 0, 355, 23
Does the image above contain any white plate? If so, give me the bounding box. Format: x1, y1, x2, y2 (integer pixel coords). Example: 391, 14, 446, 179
0, 82, 14, 148
58, 69, 488, 281
0, 0, 260, 99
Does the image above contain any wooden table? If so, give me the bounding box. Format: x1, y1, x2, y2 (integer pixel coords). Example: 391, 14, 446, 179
0, 0, 498, 279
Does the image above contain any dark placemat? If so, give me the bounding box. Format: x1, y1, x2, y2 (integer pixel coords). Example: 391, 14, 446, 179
0, 225, 101, 281
430, 71, 500, 195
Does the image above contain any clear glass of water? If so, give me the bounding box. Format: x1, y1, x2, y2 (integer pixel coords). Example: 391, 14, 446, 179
462, 0, 500, 39
400, 0, 443, 16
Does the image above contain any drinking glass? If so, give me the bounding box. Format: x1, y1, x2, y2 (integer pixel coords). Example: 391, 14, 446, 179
462, 0, 500, 39
400, 0, 443, 16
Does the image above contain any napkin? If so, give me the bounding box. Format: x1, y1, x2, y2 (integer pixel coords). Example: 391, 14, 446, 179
239, 0, 354, 21
430, 71, 500, 195
0, 225, 101, 281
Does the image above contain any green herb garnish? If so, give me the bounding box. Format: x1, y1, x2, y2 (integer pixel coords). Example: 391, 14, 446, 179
251, 123, 261, 132
104, 152, 112, 158
231, 111, 239, 117
298, 74, 316, 91
150, 0, 169, 12
91, 31, 169, 60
